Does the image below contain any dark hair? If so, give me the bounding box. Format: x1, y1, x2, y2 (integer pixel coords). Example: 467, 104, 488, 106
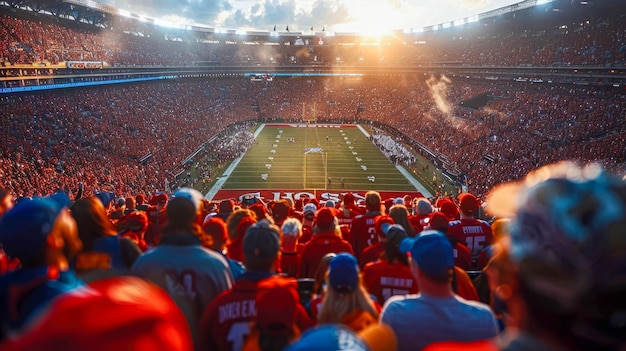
384, 235, 408, 265
71, 197, 118, 251
162, 197, 202, 237
258, 326, 297, 351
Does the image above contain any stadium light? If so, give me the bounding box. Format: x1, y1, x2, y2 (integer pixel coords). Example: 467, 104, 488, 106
536, 0, 553, 5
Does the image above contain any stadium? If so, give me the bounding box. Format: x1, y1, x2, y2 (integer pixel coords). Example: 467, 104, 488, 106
1, 0, 626, 350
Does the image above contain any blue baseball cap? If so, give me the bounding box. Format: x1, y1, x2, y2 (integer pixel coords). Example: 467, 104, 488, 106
0, 192, 71, 261
328, 252, 359, 294
400, 230, 454, 279
285, 324, 370, 351
94, 192, 115, 207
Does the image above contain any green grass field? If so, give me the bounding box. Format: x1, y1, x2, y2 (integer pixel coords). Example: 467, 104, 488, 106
220, 124, 418, 192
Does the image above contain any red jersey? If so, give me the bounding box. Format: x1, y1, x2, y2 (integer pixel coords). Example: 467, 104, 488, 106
226, 237, 244, 263
298, 232, 354, 278
145, 205, 168, 246
454, 267, 480, 302
408, 214, 429, 234
362, 259, 418, 305
448, 218, 493, 261
359, 242, 384, 269
198, 277, 262, 351
199, 275, 312, 351
336, 207, 359, 227
453, 242, 473, 271
347, 213, 381, 260
280, 250, 301, 278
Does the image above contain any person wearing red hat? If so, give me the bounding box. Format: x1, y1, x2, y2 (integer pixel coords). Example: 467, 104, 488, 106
203, 216, 245, 280
199, 221, 313, 351
425, 211, 473, 271
347, 191, 383, 261
448, 193, 493, 268
242, 276, 313, 351
298, 208, 354, 278
226, 213, 257, 263
336, 192, 361, 228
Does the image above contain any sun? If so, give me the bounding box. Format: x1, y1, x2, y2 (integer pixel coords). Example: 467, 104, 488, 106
332, 3, 403, 35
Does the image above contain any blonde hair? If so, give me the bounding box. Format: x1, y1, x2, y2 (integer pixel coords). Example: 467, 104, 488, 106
318, 276, 379, 325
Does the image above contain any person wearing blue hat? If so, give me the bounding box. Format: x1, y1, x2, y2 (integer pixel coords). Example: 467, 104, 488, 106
318, 253, 380, 331
285, 324, 370, 351
0, 192, 84, 337
380, 230, 498, 351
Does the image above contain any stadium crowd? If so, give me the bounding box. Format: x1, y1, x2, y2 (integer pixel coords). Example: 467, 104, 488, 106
1, 163, 625, 351
2, 7, 626, 67
2, 75, 623, 199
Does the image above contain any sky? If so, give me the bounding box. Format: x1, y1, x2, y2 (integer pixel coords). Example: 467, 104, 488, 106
98, 0, 523, 34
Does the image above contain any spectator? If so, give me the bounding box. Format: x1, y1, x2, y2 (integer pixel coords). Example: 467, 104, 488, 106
381, 231, 498, 351
318, 253, 380, 331
388, 204, 416, 237
280, 217, 303, 278
298, 208, 354, 278
270, 199, 291, 227
348, 191, 383, 260
242, 276, 311, 351
299, 203, 317, 244
117, 210, 149, 252
199, 220, 312, 351
145, 193, 169, 247
363, 224, 418, 305
448, 193, 494, 268
0, 187, 13, 218
70, 196, 142, 282
0, 192, 83, 337
216, 199, 235, 222
226, 209, 257, 263
359, 215, 395, 269
484, 162, 626, 350
409, 197, 433, 234
426, 211, 473, 271
336, 192, 361, 227
135, 194, 149, 211
307, 252, 336, 320
0, 276, 193, 351
131, 188, 233, 348
202, 216, 245, 280
285, 324, 397, 351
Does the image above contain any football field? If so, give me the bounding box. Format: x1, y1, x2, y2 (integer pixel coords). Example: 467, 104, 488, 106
217, 123, 422, 194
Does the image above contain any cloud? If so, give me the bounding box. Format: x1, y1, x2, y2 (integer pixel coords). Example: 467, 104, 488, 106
106, 0, 233, 24
99, 0, 520, 32
223, 0, 350, 31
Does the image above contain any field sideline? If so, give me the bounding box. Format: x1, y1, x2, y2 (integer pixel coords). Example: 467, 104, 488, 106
208, 123, 431, 200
